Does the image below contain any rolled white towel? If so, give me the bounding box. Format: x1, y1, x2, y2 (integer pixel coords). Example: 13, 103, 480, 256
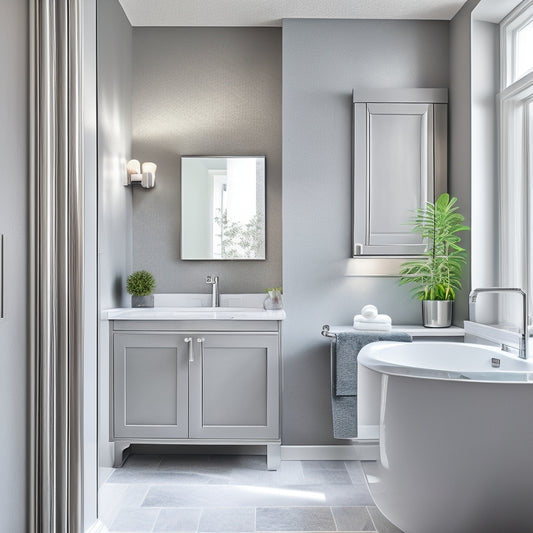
361, 304, 378, 320
353, 313, 391, 326
354, 320, 392, 332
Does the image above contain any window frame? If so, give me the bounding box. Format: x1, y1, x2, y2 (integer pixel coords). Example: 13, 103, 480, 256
498, 0, 533, 323
501, 0, 533, 90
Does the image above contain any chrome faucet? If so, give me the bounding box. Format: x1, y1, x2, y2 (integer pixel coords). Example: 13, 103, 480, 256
469, 287, 529, 359
206, 275, 219, 307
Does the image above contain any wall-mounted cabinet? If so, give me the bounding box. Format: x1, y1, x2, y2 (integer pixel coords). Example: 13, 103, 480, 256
353, 88, 448, 257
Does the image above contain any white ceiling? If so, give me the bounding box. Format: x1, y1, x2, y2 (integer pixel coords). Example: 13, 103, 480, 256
118, 0, 469, 27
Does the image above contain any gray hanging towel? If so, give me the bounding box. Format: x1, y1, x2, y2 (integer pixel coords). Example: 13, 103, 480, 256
332, 330, 412, 439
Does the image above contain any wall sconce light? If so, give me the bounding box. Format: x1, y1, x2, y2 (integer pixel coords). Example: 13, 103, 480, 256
124, 159, 157, 188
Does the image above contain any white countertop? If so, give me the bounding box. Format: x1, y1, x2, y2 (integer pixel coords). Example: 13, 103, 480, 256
328, 325, 465, 337
104, 307, 286, 321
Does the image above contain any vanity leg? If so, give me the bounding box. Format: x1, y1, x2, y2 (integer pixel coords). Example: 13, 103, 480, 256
113, 442, 131, 467
267, 443, 281, 471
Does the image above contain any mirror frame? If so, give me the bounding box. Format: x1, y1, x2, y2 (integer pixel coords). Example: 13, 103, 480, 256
180, 155, 266, 261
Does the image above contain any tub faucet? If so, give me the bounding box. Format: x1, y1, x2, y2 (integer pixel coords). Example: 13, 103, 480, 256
469, 287, 528, 359
206, 275, 219, 307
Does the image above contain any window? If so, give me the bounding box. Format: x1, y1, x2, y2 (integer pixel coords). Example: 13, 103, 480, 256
516, 19, 533, 79
501, 0, 533, 88
499, 0, 533, 322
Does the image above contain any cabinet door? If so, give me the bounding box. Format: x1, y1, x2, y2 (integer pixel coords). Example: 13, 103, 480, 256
352, 89, 447, 257
113, 333, 189, 439
189, 333, 280, 439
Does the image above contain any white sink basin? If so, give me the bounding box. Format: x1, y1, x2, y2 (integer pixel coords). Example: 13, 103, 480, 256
105, 306, 286, 321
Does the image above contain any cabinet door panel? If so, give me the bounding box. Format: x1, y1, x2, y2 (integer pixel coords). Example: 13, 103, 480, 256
352, 88, 448, 258
189, 334, 279, 439
113, 333, 188, 439
354, 102, 433, 256
368, 103, 430, 247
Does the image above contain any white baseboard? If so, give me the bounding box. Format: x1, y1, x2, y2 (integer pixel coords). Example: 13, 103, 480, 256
85, 519, 108, 533
281, 443, 379, 461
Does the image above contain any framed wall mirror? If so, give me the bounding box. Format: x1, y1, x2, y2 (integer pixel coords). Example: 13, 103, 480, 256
181, 156, 266, 260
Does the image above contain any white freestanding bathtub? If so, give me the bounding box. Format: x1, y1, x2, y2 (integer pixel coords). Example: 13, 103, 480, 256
358, 341, 533, 533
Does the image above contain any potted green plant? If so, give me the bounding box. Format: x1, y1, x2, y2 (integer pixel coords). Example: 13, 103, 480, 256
263, 287, 283, 310
399, 193, 469, 327
126, 270, 156, 308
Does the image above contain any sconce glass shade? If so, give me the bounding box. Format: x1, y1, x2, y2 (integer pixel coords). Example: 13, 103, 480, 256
124, 159, 156, 188
126, 159, 141, 175
141, 162, 157, 175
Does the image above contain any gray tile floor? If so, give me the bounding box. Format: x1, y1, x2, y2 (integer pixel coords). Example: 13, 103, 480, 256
99, 454, 403, 533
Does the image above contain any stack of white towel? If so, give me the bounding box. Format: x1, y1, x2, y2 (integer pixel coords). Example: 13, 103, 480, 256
353, 304, 392, 332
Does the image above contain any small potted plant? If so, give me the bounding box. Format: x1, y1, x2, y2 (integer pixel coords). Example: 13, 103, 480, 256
399, 193, 469, 327
127, 270, 156, 308
264, 287, 283, 310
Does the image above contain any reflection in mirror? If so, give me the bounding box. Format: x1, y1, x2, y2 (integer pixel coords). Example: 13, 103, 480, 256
181, 156, 266, 260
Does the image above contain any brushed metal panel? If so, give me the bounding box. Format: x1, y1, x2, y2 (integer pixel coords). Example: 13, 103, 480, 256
29, 0, 84, 531
202, 347, 268, 426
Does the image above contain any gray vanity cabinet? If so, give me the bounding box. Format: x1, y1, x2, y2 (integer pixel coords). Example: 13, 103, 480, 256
110, 320, 282, 468
113, 333, 189, 439
188, 333, 279, 439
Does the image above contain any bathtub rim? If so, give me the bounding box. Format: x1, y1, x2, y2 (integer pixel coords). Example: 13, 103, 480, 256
358, 340, 533, 384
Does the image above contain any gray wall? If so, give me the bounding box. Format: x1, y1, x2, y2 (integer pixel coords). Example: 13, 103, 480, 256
131, 28, 282, 294
470, 18, 499, 322
97, 0, 133, 471
449, 1, 476, 324
98, 0, 133, 310
0, 0, 27, 529
449, 0, 506, 324
282, 19, 450, 444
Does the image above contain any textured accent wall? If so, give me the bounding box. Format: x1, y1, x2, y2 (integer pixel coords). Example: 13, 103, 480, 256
282, 19, 450, 445
131, 28, 282, 294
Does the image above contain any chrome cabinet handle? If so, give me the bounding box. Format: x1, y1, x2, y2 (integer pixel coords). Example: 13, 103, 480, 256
196, 337, 205, 359
184, 337, 193, 362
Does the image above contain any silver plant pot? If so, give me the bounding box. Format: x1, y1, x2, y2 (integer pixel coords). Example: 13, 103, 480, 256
132, 294, 154, 308
422, 300, 452, 328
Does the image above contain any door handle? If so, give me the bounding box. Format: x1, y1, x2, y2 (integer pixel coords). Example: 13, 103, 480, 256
184, 337, 193, 362
196, 337, 205, 359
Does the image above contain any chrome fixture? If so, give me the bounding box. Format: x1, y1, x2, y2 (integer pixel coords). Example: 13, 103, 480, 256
206, 275, 219, 307
321, 324, 337, 338
124, 159, 157, 188
491, 357, 501, 368
467, 287, 528, 359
